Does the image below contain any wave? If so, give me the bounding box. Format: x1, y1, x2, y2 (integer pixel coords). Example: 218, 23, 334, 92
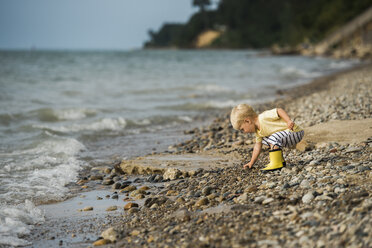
34, 107, 97, 122
279, 66, 321, 79
158, 99, 253, 111
0, 135, 85, 247
0, 108, 97, 127
0, 200, 44, 247
129, 84, 233, 95
33, 117, 127, 133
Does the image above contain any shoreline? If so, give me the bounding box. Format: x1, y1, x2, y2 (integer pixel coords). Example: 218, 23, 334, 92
27, 62, 372, 247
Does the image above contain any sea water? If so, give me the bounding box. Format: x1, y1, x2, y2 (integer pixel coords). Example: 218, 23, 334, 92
0, 49, 358, 246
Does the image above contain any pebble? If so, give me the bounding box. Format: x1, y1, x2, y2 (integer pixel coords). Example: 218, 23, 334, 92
106, 206, 118, 211
302, 192, 314, 204
195, 198, 209, 207
82, 206, 93, 211
124, 202, 139, 210
93, 239, 111, 246
101, 227, 121, 242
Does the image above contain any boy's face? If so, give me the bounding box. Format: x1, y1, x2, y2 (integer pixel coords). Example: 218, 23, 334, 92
239, 118, 255, 133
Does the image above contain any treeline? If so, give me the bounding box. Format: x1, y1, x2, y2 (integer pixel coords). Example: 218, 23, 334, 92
144, 0, 372, 49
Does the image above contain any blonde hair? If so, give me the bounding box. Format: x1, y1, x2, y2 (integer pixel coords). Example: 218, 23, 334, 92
230, 104, 257, 130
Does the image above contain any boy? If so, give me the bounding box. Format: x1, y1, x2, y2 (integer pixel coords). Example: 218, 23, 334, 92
230, 104, 304, 171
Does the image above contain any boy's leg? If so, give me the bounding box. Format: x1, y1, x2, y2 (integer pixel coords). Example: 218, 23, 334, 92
261, 135, 285, 171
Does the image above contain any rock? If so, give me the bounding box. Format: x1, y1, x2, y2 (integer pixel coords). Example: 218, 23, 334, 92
163, 168, 182, 180
315, 195, 333, 201
93, 239, 111, 246
130, 230, 140, 236
195, 198, 209, 207
302, 192, 314, 204
202, 186, 213, 196
102, 179, 114, 185
139, 186, 150, 191
121, 185, 137, 192
112, 182, 121, 190
234, 193, 249, 204
344, 147, 362, 153
101, 227, 122, 242
90, 175, 104, 180
262, 197, 274, 205
144, 197, 168, 208
300, 180, 311, 189
130, 189, 146, 197
166, 190, 178, 196
106, 206, 118, 211
128, 207, 139, 214
82, 206, 93, 211
244, 185, 258, 193
296, 140, 313, 151
254, 196, 266, 204
124, 202, 139, 210
174, 208, 191, 222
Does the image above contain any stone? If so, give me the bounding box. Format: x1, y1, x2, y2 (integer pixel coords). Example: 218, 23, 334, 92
174, 208, 191, 222
254, 196, 266, 204
315, 195, 333, 201
163, 168, 182, 180
128, 207, 139, 214
102, 179, 114, 185
90, 175, 104, 180
112, 182, 121, 190
124, 202, 139, 210
101, 227, 122, 242
93, 239, 111, 246
202, 186, 213, 196
121, 185, 136, 192
106, 206, 117, 211
139, 186, 150, 191
234, 193, 249, 204
82, 206, 93, 211
244, 185, 258, 193
130, 230, 140, 236
300, 180, 311, 189
262, 197, 274, 205
302, 192, 314, 204
344, 147, 362, 153
166, 190, 178, 196
144, 197, 168, 208
195, 198, 209, 207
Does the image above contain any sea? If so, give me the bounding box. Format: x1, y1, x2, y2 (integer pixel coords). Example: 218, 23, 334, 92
0, 49, 358, 246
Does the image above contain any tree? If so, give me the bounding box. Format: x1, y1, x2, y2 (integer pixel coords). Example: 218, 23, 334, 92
192, 0, 212, 29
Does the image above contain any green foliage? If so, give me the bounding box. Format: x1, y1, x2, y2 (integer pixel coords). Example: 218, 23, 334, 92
144, 0, 372, 48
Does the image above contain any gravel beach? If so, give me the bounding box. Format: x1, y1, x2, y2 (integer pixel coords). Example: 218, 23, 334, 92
28, 63, 372, 248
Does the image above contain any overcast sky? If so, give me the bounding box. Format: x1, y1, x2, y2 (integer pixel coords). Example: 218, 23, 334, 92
0, 0, 200, 50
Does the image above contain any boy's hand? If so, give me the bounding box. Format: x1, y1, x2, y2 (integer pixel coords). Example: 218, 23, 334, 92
243, 162, 253, 169
287, 120, 295, 130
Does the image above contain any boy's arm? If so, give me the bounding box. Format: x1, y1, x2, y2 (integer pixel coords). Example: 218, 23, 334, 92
244, 142, 262, 169
277, 108, 294, 130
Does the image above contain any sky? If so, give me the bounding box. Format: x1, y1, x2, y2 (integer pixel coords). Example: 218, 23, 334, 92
0, 0, 201, 50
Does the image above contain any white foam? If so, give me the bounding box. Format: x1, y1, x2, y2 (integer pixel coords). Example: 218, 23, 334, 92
52, 108, 96, 121
0, 136, 85, 246
34, 117, 127, 133
195, 84, 233, 93
328, 60, 354, 69
0, 200, 44, 247
178, 116, 192, 122
280, 66, 321, 79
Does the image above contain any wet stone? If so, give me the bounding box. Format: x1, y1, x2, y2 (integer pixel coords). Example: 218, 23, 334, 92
124, 202, 139, 210
102, 179, 114, 185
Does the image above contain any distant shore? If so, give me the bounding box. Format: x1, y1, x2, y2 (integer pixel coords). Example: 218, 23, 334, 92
27, 62, 372, 247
